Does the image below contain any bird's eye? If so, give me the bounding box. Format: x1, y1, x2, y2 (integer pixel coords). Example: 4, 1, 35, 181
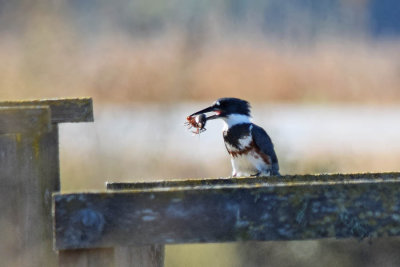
215, 101, 220, 106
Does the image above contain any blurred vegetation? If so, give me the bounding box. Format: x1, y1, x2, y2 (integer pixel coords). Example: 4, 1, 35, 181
2, 0, 400, 266
0, 0, 400, 104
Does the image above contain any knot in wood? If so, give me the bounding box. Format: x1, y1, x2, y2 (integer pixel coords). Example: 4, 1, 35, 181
64, 208, 105, 247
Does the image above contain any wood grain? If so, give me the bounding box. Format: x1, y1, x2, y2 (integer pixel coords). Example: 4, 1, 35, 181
0, 107, 59, 266
0, 106, 51, 134
55, 174, 400, 250
0, 97, 94, 123
107, 172, 400, 190
59, 248, 115, 267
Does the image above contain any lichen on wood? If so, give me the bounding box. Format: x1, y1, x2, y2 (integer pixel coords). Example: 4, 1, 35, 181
0, 106, 51, 134
107, 172, 400, 190
0, 97, 93, 123
55, 173, 400, 250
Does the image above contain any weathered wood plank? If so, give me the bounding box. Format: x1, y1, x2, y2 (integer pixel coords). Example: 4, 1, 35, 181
59, 184, 166, 267
59, 248, 115, 267
114, 245, 165, 267
0, 97, 94, 123
0, 110, 59, 266
0, 98, 94, 266
58, 246, 164, 267
107, 172, 400, 190
0, 106, 51, 134
54, 174, 400, 250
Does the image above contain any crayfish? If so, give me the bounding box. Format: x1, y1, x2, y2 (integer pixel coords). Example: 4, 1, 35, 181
185, 114, 207, 135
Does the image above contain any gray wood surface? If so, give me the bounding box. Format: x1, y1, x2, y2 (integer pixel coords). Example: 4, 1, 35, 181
0, 106, 51, 134
0, 97, 94, 123
55, 173, 400, 250
0, 107, 59, 267
114, 245, 165, 267
59, 248, 115, 267
107, 172, 400, 190
1, 99, 94, 266
58, 246, 164, 267
107, 188, 166, 267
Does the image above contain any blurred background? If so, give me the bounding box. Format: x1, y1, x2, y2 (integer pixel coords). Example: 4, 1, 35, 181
2, 0, 400, 266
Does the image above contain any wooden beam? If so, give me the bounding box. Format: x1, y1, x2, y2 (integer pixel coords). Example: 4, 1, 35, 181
0, 97, 94, 123
0, 106, 51, 134
107, 172, 400, 190
54, 173, 400, 250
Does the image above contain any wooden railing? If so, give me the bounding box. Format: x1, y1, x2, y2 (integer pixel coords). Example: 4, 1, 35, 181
1, 98, 400, 267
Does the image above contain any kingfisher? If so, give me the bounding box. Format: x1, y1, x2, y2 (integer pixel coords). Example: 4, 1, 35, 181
190, 97, 280, 177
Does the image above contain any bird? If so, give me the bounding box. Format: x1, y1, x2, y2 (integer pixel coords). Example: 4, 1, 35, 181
190, 97, 280, 177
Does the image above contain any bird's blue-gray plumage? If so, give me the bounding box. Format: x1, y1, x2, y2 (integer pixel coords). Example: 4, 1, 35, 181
251, 124, 280, 175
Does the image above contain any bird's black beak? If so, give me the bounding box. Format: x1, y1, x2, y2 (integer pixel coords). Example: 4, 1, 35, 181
190, 105, 222, 120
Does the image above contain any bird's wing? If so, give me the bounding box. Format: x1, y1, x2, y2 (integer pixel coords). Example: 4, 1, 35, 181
251, 124, 280, 175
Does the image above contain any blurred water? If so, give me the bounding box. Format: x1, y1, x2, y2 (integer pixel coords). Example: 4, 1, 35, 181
59, 103, 400, 169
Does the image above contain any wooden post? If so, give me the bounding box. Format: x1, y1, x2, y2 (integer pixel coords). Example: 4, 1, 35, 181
58, 246, 164, 267
0, 106, 58, 266
114, 245, 165, 267
59, 249, 115, 267
0, 98, 93, 267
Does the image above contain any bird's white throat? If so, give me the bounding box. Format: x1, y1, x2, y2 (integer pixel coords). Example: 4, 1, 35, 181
222, 114, 252, 131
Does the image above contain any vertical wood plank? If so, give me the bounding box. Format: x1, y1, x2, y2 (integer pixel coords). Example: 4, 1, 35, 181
114, 245, 165, 267
59, 248, 115, 267
0, 107, 59, 267
58, 246, 165, 267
